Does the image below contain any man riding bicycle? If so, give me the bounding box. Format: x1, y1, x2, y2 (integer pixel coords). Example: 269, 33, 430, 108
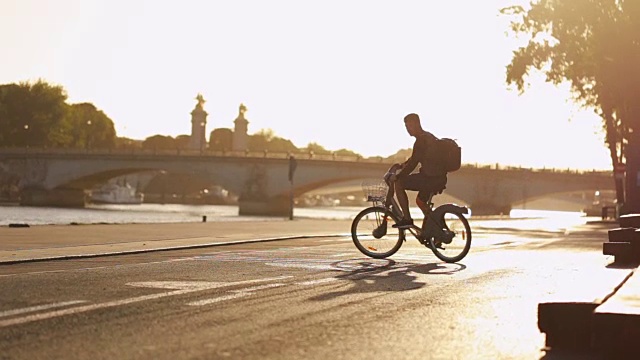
388, 113, 447, 229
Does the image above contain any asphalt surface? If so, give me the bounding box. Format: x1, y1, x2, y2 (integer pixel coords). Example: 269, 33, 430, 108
0, 219, 630, 360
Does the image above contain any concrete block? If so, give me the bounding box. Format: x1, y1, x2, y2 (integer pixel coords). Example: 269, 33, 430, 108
602, 242, 640, 265
608, 228, 637, 242
593, 269, 640, 357
633, 229, 640, 246
603, 242, 632, 256
619, 214, 640, 229
538, 270, 631, 351
538, 302, 599, 350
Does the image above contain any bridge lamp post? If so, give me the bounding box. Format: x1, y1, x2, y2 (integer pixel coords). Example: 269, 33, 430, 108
85, 120, 92, 150
200, 122, 206, 153
23, 124, 29, 148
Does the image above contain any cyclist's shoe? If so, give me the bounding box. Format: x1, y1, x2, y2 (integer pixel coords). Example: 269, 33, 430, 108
426, 240, 445, 250
441, 229, 455, 244
372, 221, 387, 239
392, 218, 414, 229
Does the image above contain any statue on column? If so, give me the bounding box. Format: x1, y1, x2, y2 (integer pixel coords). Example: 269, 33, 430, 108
195, 94, 206, 110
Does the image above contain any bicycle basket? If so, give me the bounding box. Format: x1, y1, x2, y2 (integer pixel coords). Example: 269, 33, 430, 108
361, 179, 388, 204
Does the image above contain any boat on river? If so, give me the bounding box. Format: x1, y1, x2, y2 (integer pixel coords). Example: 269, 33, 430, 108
89, 183, 144, 205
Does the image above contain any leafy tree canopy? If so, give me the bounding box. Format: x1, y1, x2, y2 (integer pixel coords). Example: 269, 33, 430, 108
0, 80, 117, 148
502, 0, 640, 204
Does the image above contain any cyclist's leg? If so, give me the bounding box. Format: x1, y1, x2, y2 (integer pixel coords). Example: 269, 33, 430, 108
394, 173, 425, 227
417, 175, 448, 235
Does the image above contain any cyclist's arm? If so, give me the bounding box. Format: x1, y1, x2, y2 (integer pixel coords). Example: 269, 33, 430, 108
397, 139, 422, 178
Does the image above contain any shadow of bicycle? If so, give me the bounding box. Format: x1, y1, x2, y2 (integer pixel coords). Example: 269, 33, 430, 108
308, 258, 466, 302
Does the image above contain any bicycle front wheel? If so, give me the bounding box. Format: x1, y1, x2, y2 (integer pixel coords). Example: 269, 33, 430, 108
429, 211, 472, 263
351, 206, 404, 259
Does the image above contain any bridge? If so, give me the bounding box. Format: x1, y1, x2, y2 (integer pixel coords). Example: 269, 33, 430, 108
0, 148, 615, 216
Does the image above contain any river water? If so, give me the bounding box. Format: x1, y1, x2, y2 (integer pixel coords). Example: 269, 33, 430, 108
0, 203, 598, 233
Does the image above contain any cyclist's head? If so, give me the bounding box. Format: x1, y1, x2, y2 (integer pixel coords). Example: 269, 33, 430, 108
404, 113, 420, 123
403, 113, 422, 135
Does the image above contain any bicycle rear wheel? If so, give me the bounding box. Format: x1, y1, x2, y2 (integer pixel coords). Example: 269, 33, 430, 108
429, 211, 471, 263
351, 206, 404, 259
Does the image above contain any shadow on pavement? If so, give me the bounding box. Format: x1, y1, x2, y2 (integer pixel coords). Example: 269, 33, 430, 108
309, 259, 466, 301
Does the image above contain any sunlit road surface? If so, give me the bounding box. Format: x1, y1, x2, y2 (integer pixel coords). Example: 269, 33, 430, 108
0, 220, 625, 360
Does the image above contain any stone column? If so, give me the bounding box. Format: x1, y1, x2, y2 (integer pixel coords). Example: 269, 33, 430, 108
189, 94, 208, 151
232, 103, 249, 152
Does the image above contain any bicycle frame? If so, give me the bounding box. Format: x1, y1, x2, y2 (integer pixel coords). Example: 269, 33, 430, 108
380, 168, 469, 244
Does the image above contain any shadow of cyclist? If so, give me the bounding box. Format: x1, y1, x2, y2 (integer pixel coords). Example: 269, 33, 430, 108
309, 259, 466, 302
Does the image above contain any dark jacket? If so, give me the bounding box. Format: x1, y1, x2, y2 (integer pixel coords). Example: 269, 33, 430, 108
397, 130, 446, 178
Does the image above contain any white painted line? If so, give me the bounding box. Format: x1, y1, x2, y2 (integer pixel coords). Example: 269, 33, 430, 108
0, 300, 87, 318
265, 262, 339, 271
0, 290, 190, 328
127, 281, 225, 290
188, 283, 286, 306
126, 276, 292, 290
297, 277, 339, 286
0, 276, 291, 328
188, 292, 247, 305
230, 283, 285, 293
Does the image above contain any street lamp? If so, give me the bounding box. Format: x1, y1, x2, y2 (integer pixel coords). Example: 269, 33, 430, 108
23, 124, 29, 148
86, 120, 92, 150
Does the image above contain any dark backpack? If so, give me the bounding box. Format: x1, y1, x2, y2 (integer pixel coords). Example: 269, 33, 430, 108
438, 138, 461, 172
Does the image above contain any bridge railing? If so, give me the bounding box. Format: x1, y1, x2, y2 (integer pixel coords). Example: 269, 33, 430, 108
0, 147, 612, 175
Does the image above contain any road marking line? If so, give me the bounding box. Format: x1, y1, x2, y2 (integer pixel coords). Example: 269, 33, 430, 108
0, 300, 87, 318
0, 290, 191, 328
297, 277, 339, 286
126, 276, 292, 290
265, 262, 339, 271
127, 281, 225, 290
0, 276, 290, 328
188, 283, 286, 306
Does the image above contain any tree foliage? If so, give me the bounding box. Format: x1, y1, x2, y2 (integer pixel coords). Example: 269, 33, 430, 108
0, 80, 117, 148
248, 128, 297, 153
503, 0, 640, 203
209, 128, 233, 151
62, 103, 116, 148
142, 135, 176, 150
503, 0, 640, 163
0, 80, 68, 147
302, 142, 332, 155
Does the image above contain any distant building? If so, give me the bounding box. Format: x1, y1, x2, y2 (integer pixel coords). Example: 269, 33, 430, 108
232, 103, 249, 151
189, 94, 208, 150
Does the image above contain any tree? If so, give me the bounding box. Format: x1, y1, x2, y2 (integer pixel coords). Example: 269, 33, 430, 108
0, 80, 68, 147
175, 135, 191, 150
303, 142, 331, 155
502, 0, 640, 212
267, 137, 298, 153
115, 137, 142, 149
248, 128, 298, 153
62, 103, 116, 148
209, 128, 233, 151
142, 135, 176, 150
333, 148, 360, 157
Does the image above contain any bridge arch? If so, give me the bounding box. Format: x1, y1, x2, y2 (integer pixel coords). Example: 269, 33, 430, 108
0, 149, 614, 216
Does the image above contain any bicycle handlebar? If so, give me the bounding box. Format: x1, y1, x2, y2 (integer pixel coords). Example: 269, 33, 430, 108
383, 163, 403, 185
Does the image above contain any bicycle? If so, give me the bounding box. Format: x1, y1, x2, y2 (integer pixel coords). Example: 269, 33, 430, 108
351, 163, 472, 263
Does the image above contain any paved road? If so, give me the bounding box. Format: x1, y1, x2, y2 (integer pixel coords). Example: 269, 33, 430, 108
0, 222, 628, 359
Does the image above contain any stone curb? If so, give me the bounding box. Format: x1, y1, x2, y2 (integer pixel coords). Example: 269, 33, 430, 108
0, 233, 349, 266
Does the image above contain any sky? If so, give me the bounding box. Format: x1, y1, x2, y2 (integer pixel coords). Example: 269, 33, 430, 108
1, 0, 612, 170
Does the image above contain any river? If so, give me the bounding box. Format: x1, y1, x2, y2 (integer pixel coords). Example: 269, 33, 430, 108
0, 203, 599, 234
